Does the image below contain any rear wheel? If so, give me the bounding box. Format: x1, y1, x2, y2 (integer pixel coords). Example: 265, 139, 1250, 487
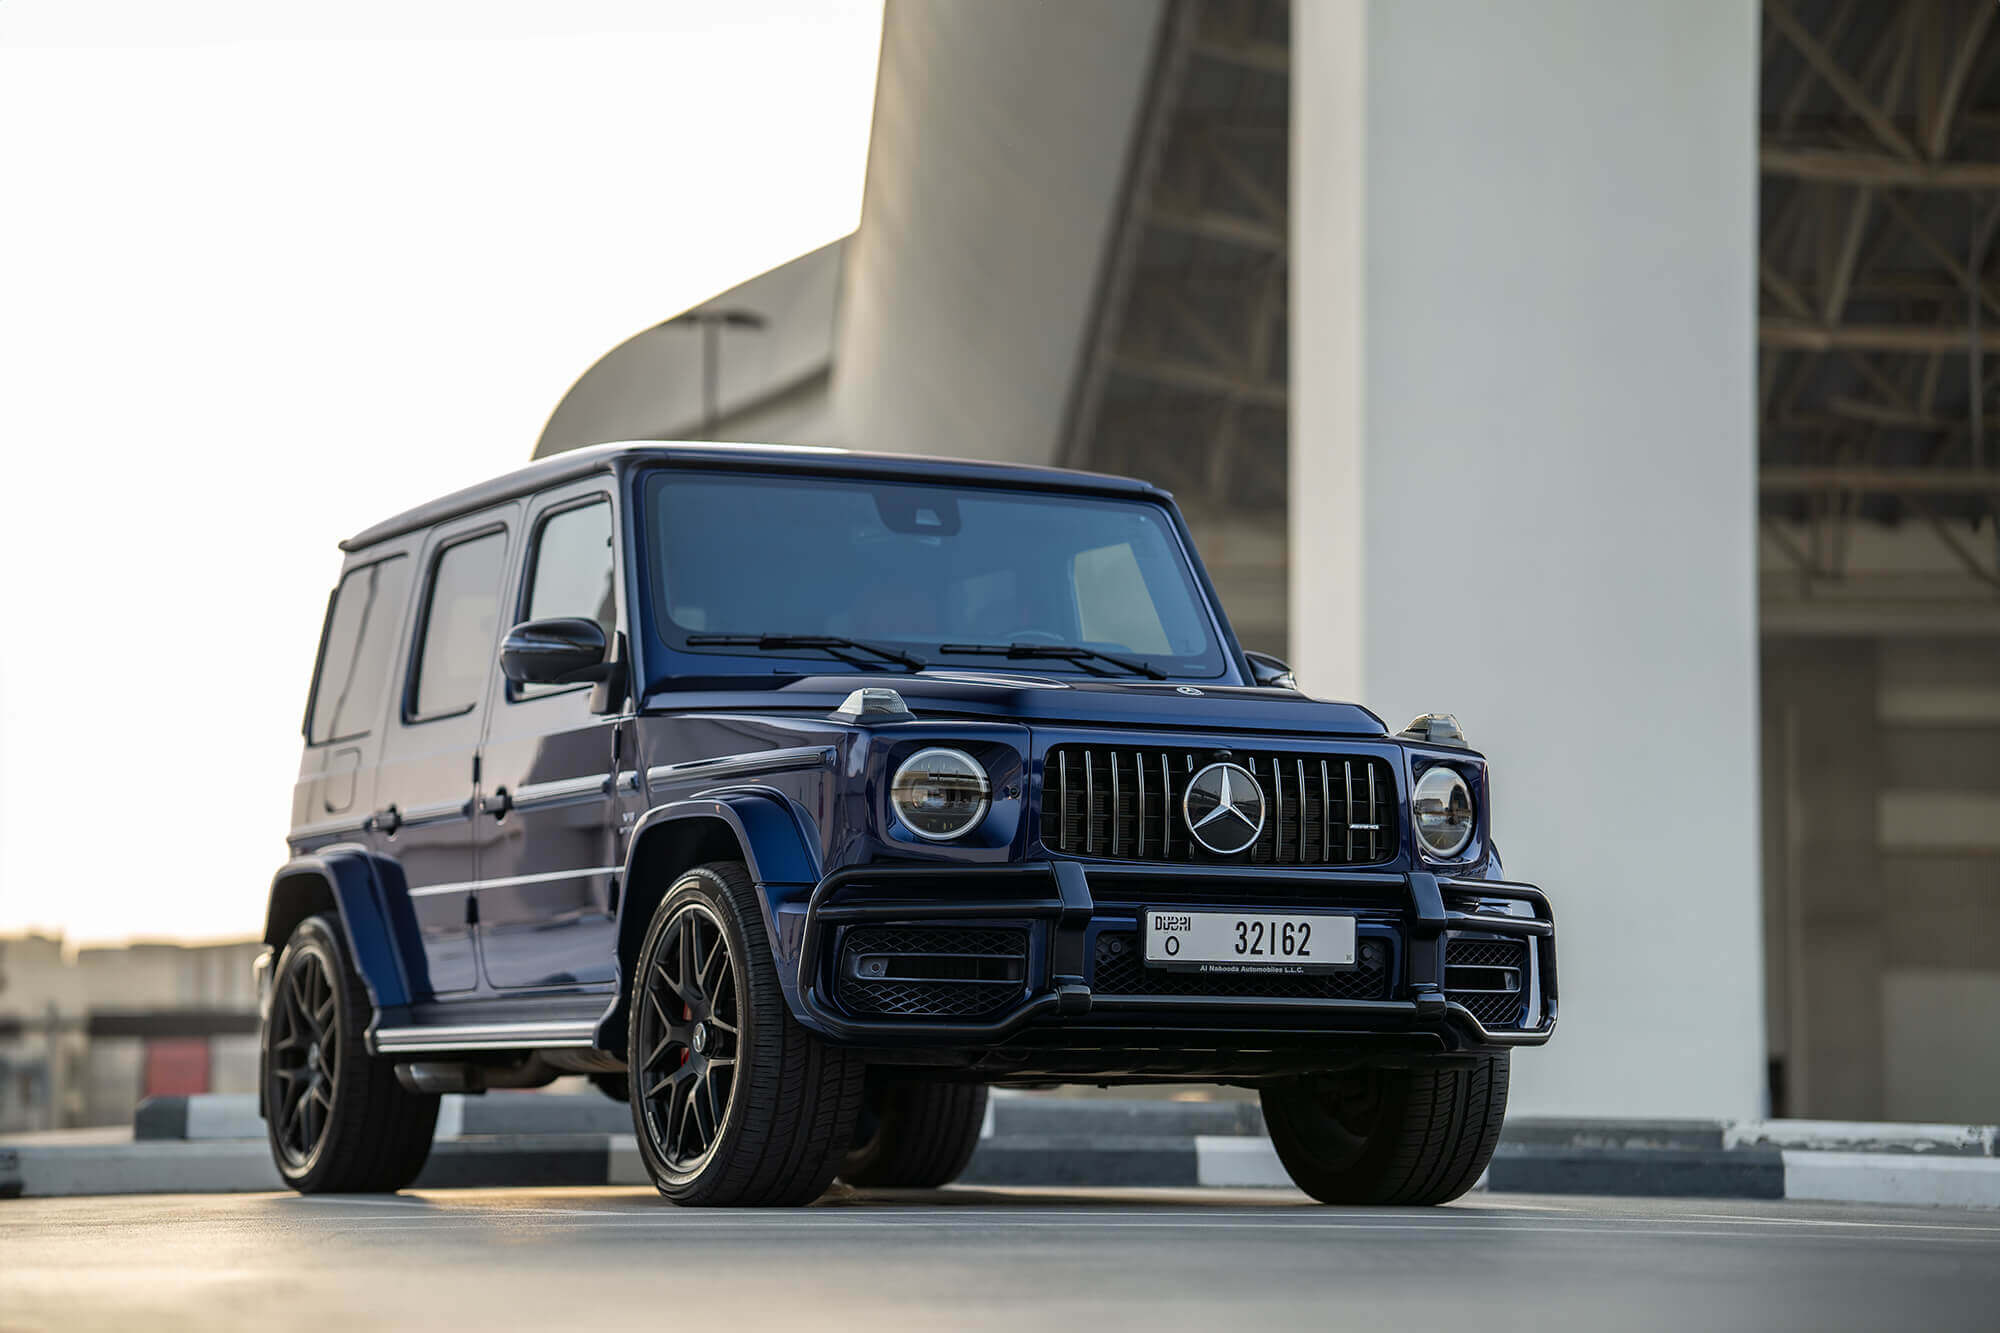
840, 1078, 987, 1188
262, 913, 440, 1193
1260, 1055, 1509, 1205
627, 861, 864, 1206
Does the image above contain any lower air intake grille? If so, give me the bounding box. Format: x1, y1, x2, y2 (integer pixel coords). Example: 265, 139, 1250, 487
833, 925, 1029, 1020
1445, 935, 1529, 1028
1090, 933, 1390, 1001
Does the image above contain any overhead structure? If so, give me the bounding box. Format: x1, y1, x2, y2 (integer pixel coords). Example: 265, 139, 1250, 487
1757, 0, 2000, 624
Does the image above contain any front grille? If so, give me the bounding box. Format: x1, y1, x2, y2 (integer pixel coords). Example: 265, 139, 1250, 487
1041, 746, 1396, 866
832, 924, 1029, 1020
1446, 935, 1529, 1028
1090, 932, 1390, 1001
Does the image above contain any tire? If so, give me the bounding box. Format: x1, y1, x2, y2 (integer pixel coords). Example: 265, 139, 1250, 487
589, 1071, 630, 1103
1260, 1054, 1509, 1206
262, 913, 440, 1193
840, 1078, 987, 1188
627, 861, 864, 1206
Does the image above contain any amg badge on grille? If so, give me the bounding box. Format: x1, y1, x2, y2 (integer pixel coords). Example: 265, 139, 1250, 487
1182, 761, 1266, 855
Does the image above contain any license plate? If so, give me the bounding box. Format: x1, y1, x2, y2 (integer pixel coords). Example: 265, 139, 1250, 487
1143, 909, 1356, 974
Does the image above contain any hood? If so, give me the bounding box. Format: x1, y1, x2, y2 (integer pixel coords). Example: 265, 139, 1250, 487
643, 671, 1390, 738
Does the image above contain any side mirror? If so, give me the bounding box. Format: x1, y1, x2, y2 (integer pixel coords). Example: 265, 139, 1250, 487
1244, 650, 1298, 691
501, 617, 611, 685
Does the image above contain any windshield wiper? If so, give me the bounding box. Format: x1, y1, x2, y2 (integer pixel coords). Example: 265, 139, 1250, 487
935, 642, 1167, 679
686, 633, 927, 673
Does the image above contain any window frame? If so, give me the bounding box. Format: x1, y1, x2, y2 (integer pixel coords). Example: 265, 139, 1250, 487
302, 554, 409, 748
506, 491, 616, 705
401, 522, 511, 726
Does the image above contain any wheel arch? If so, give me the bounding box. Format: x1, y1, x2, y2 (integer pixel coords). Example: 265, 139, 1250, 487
264, 848, 418, 1011
599, 792, 820, 1048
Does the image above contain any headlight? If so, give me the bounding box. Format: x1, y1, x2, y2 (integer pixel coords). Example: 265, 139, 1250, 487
890, 748, 991, 841
1411, 767, 1474, 858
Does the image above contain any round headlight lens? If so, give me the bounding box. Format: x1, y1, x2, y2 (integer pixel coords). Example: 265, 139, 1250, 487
890, 748, 991, 842
1411, 767, 1475, 858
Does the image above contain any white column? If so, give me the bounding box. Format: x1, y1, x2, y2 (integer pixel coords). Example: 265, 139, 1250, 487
1292, 0, 1765, 1118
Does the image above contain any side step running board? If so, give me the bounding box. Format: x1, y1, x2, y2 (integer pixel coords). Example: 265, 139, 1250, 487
372, 1020, 599, 1054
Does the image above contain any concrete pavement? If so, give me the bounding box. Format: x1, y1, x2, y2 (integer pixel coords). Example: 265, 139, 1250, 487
4, 1185, 1997, 1332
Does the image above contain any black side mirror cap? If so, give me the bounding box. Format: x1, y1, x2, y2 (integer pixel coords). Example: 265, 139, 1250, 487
1244, 650, 1298, 691
501, 617, 611, 685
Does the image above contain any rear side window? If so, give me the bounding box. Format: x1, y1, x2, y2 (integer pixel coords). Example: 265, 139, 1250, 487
306, 556, 411, 745
516, 500, 616, 699
409, 530, 508, 720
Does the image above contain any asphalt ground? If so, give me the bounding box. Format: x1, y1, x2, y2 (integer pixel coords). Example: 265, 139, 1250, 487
4, 1185, 1996, 1332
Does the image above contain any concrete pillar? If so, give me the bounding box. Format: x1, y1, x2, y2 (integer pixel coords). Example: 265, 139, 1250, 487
1291, 0, 1765, 1118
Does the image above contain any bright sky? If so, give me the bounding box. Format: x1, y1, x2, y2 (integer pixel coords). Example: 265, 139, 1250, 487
0, 1, 883, 944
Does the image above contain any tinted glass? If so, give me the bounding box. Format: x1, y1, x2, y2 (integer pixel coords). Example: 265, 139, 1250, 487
307, 556, 410, 744
411, 530, 507, 718
526, 500, 615, 630
642, 472, 1223, 676
517, 500, 615, 697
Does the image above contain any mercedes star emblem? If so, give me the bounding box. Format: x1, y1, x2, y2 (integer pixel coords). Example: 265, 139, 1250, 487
1182, 761, 1266, 855
1175, 685, 1203, 696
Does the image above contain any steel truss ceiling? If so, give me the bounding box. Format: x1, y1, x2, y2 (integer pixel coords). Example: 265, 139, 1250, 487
1759, 0, 2000, 591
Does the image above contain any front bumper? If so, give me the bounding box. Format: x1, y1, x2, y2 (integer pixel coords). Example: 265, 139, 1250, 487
789, 861, 1556, 1056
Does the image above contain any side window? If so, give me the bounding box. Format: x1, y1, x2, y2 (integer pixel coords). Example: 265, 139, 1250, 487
409, 529, 508, 721
306, 556, 411, 745
515, 499, 616, 698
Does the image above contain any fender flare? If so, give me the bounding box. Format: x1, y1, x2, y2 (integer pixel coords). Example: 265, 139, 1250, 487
264, 846, 423, 1011
599, 789, 821, 1047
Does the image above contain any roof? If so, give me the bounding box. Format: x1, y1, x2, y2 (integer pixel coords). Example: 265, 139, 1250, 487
338, 441, 1170, 552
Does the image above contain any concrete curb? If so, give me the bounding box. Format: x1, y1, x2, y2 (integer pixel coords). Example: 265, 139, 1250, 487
9, 1099, 1999, 1207
134, 1092, 632, 1142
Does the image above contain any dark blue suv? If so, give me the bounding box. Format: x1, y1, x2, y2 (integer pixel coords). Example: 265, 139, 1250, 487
258, 443, 1555, 1205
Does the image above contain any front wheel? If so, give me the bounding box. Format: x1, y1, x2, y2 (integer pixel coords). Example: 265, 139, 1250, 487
262, 913, 439, 1193
1260, 1054, 1509, 1205
627, 861, 864, 1206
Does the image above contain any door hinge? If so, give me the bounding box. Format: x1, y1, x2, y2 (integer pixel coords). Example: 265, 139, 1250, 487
465, 896, 479, 926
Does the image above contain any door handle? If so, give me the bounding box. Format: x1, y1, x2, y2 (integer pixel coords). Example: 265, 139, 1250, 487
479, 788, 512, 820
368, 804, 402, 836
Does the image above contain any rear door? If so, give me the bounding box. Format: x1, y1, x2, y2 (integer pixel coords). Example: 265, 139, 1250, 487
474, 483, 622, 990
370, 511, 514, 995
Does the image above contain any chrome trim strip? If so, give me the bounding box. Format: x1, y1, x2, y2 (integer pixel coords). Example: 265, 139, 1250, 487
400, 799, 471, 829
290, 816, 370, 841
1134, 751, 1147, 858
372, 1020, 599, 1053
646, 745, 835, 790
1084, 751, 1096, 856
406, 866, 621, 898
511, 774, 610, 808
1110, 752, 1121, 857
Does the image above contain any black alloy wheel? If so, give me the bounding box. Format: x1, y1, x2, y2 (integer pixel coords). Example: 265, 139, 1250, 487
260, 913, 438, 1193
626, 862, 863, 1206
267, 942, 341, 1170
634, 901, 740, 1172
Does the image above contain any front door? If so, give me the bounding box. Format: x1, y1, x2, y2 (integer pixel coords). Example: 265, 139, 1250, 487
475, 486, 622, 990
371, 512, 515, 996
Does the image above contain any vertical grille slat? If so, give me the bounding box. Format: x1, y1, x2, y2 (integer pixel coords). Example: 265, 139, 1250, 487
1084, 751, 1097, 857
1041, 745, 1396, 866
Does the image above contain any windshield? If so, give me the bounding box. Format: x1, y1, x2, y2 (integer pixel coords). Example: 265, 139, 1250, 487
639, 470, 1227, 678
